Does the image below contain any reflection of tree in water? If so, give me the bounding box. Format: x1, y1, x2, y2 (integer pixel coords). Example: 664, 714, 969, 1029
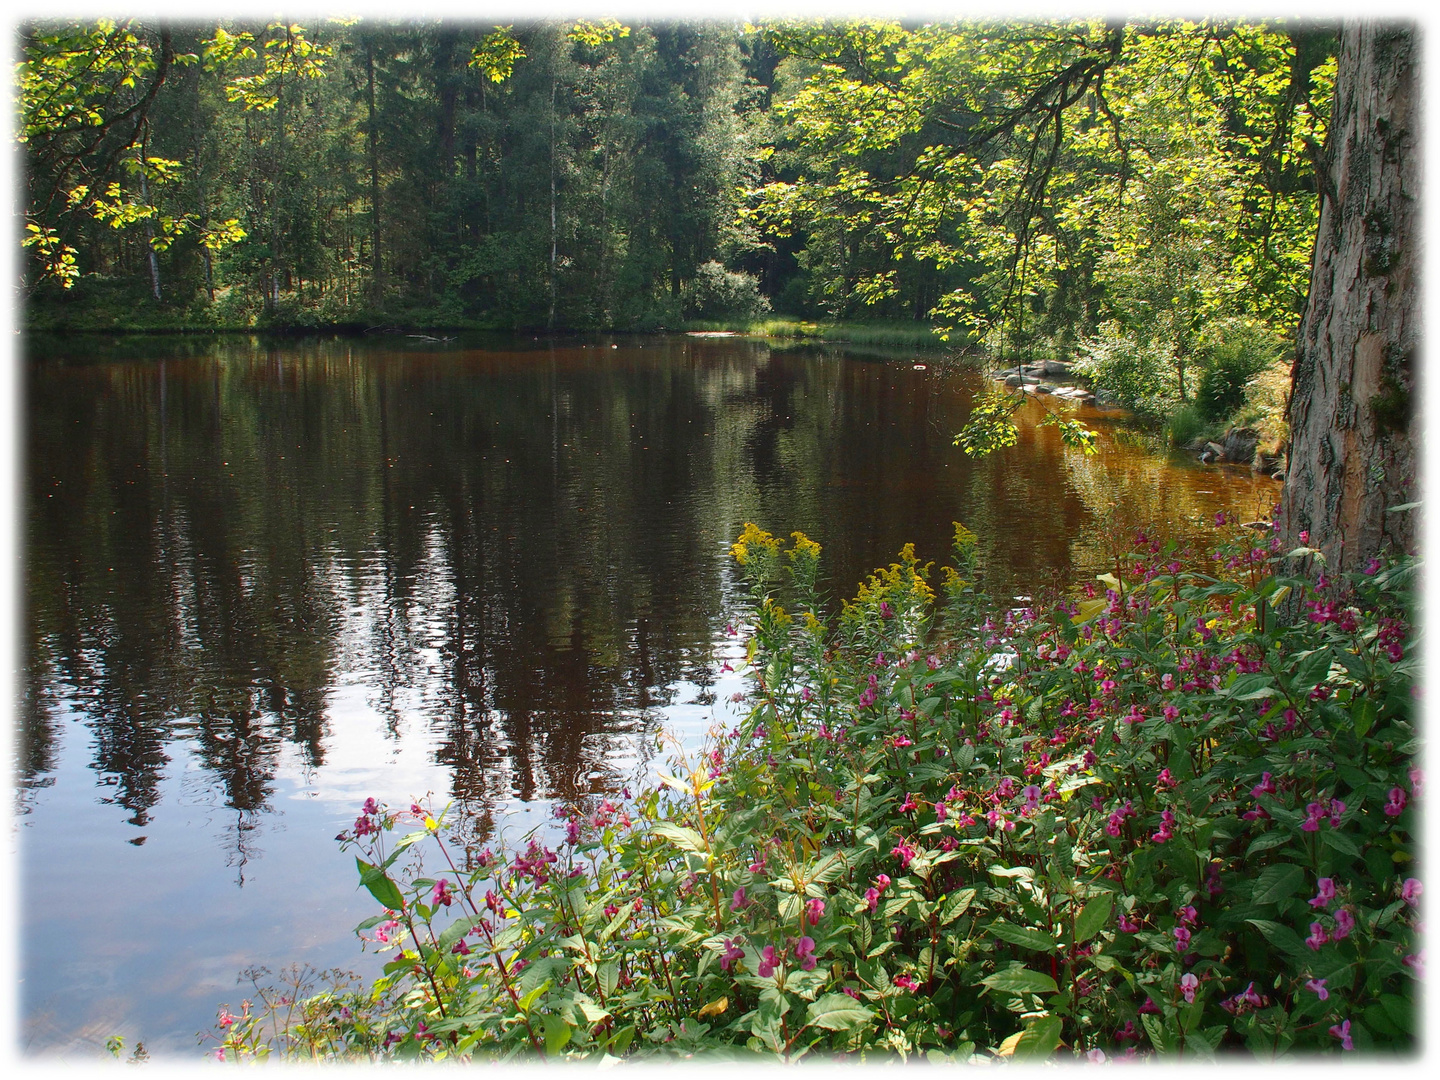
23, 335, 1283, 868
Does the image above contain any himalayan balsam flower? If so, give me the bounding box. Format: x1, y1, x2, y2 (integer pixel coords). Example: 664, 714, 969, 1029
894, 974, 919, 992
891, 840, 918, 869
805, 898, 825, 926
1302, 801, 1325, 832
1173, 926, 1192, 954
1305, 978, 1329, 1001
1179, 974, 1198, 1003
1117, 912, 1140, 933
1385, 787, 1409, 816
1403, 878, 1423, 905
758, 944, 780, 978
720, 938, 744, 972
1329, 1019, 1354, 1050
794, 936, 817, 970
1403, 950, 1425, 977
1251, 772, 1277, 798
1309, 878, 1337, 909
431, 879, 454, 908
1306, 922, 1330, 950
1333, 908, 1355, 939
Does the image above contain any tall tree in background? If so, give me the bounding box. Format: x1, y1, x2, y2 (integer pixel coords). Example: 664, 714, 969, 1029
1282, 22, 1419, 571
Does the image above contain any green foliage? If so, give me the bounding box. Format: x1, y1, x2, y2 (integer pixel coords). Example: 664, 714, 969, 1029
218, 518, 1419, 1062
1195, 319, 1287, 422
1072, 321, 1182, 418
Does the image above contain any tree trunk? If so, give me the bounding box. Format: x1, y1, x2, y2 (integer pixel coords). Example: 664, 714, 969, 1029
366, 39, 384, 308
1282, 22, 1419, 574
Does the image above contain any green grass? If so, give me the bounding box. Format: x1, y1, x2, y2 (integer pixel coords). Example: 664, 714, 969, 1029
677, 316, 963, 348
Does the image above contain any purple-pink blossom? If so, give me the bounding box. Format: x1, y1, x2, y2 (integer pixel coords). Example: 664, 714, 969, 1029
891, 839, 918, 869
758, 944, 780, 978
793, 935, 817, 970
1403, 878, 1423, 905
1333, 907, 1355, 939
1305, 978, 1328, 1001
805, 897, 825, 927
1179, 973, 1198, 1003
1173, 926, 1192, 954
894, 973, 919, 991
1306, 922, 1330, 950
720, 938, 744, 972
1309, 878, 1337, 909
1385, 786, 1409, 816
1329, 1019, 1353, 1050
730, 886, 751, 911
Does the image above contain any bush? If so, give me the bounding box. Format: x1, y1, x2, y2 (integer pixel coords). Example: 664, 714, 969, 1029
214, 521, 1420, 1063
1072, 322, 1182, 419
1195, 319, 1286, 421
685, 261, 771, 320
1164, 404, 1212, 449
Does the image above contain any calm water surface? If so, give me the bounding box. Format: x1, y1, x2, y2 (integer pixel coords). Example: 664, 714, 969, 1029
19, 333, 1278, 1057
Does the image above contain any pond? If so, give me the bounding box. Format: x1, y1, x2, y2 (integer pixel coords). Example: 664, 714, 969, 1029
18, 332, 1279, 1057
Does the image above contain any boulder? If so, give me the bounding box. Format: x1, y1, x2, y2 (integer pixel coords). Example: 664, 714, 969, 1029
1221, 427, 1260, 464
1033, 382, 1054, 394
1004, 373, 1040, 388
1022, 364, 1047, 377
1043, 359, 1074, 377
1203, 441, 1227, 460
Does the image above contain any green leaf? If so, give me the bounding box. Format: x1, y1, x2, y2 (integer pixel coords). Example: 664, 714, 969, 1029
651, 821, 708, 855
1245, 919, 1310, 958
1014, 1015, 1063, 1058
1246, 831, 1293, 857
981, 967, 1058, 995
356, 858, 406, 911
1251, 864, 1304, 906
1073, 894, 1113, 944
1321, 828, 1362, 858
543, 1013, 572, 1056
1141, 1012, 1172, 1053
986, 919, 1055, 952
940, 888, 976, 926
1225, 673, 1277, 701
804, 993, 875, 1031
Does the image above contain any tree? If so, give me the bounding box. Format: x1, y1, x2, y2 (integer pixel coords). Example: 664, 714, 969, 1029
1281, 21, 1418, 572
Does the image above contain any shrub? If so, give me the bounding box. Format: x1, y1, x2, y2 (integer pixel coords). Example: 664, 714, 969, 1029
214, 520, 1420, 1063
1195, 319, 1287, 422
1072, 322, 1182, 418
685, 261, 771, 320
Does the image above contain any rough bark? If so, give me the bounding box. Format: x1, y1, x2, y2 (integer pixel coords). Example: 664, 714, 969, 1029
1283, 22, 1420, 574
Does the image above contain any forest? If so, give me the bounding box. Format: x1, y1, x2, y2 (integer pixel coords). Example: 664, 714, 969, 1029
23, 17, 1331, 352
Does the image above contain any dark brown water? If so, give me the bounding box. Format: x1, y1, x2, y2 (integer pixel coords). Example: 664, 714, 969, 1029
18, 333, 1277, 1056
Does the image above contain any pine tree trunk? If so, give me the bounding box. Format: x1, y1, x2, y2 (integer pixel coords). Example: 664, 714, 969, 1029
1282, 22, 1419, 574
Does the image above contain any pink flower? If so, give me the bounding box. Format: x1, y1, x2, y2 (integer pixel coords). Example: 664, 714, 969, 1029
894, 974, 919, 992
794, 935, 817, 970
758, 944, 780, 978
1117, 912, 1140, 933
730, 887, 751, 911
1309, 878, 1337, 908
1087, 1049, 1107, 1063
1306, 922, 1330, 950
720, 938, 744, 972
1402, 878, 1423, 905
218, 1010, 235, 1029
1410, 767, 1425, 798
891, 840, 918, 869
864, 887, 880, 913
1329, 1019, 1353, 1050
1179, 973, 1198, 1003
1156, 768, 1176, 791
1385, 787, 1408, 816
431, 879, 454, 908
1305, 978, 1328, 1001
1402, 950, 1425, 977
1333, 907, 1355, 939
1173, 926, 1192, 954
1327, 799, 1346, 827
1177, 905, 1198, 927
805, 898, 825, 926
1301, 801, 1324, 832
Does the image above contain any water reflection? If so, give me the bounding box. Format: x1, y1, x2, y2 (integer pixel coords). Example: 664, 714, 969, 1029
20, 333, 1277, 1053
